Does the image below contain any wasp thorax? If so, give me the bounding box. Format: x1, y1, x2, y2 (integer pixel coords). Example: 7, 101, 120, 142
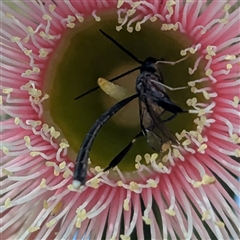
140, 57, 158, 73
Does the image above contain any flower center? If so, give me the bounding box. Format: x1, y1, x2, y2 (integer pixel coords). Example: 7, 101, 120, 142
42, 14, 205, 173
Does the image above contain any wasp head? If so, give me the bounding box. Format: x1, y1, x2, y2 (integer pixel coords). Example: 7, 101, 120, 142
141, 57, 158, 73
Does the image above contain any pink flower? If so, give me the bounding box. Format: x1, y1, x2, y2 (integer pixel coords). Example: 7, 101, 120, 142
1, 0, 239, 239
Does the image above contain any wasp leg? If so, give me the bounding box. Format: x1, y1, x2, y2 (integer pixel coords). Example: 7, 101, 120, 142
156, 55, 188, 66
162, 112, 177, 122
149, 79, 189, 92
103, 132, 144, 172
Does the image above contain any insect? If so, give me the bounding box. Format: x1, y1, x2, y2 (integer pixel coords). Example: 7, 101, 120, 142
73, 29, 188, 188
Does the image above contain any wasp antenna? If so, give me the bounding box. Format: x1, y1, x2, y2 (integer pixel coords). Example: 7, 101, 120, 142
99, 29, 143, 64
74, 66, 141, 100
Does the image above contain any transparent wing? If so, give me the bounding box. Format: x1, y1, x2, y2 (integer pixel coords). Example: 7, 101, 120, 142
137, 72, 179, 152
139, 99, 178, 152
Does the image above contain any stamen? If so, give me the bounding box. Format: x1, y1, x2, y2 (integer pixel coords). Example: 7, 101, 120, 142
117, 0, 125, 9
92, 10, 101, 22
165, 0, 176, 19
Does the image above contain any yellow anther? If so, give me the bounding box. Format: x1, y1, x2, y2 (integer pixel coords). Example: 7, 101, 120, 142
54, 169, 60, 176
117, 181, 123, 186
30, 151, 40, 156
192, 181, 202, 188
182, 139, 191, 146
147, 179, 158, 188
123, 199, 129, 211
39, 48, 49, 58
223, 3, 231, 12
189, 47, 197, 54
11, 36, 21, 42
43, 200, 49, 209
202, 174, 215, 185
191, 87, 197, 93
186, 97, 197, 106
158, 162, 164, 168
198, 144, 207, 153
135, 155, 142, 162
225, 55, 236, 60
5, 12, 15, 19
205, 69, 213, 76
32, 67, 40, 73
14, 117, 20, 125
94, 16, 101, 22
220, 18, 228, 24
0, 96, 2, 105
165, 209, 176, 216
89, 178, 100, 188
59, 142, 69, 148
117, 0, 125, 8
94, 166, 102, 173
142, 216, 151, 225
59, 161, 66, 169
76, 14, 84, 22
162, 142, 171, 152
120, 235, 130, 240
76, 208, 87, 220
201, 211, 210, 221
28, 226, 40, 232
63, 168, 71, 178
40, 178, 46, 188
206, 45, 216, 56
173, 149, 183, 159
127, 9, 136, 16
67, 23, 75, 28
27, 26, 34, 34
234, 149, 240, 157
116, 26, 122, 31
166, 0, 176, 6
150, 153, 158, 163
230, 134, 240, 143
2, 168, 13, 176
4, 198, 11, 208
49, 4, 56, 11
129, 181, 139, 191
24, 49, 32, 56
51, 201, 63, 216
180, 50, 187, 56
3, 88, 13, 94
46, 219, 56, 228
24, 135, 31, 146
202, 91, 210, 100
150, 15, 157, 22
135, 22, 141, 31
3, 146, 9, 155
226, 63, 232, 70
75, 217, 82, 228
131, 2, 141, 8
215, 221, 225, 228
42, 14, 52, 21
67, 15, 75, 22
127, 26, 133, 33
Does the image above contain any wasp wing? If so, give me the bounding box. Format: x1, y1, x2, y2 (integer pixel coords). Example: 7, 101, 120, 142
139, 99, 178, 152
137, 72, 178, 152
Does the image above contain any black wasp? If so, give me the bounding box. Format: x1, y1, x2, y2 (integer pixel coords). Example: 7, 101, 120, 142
73, 29, 188, 188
